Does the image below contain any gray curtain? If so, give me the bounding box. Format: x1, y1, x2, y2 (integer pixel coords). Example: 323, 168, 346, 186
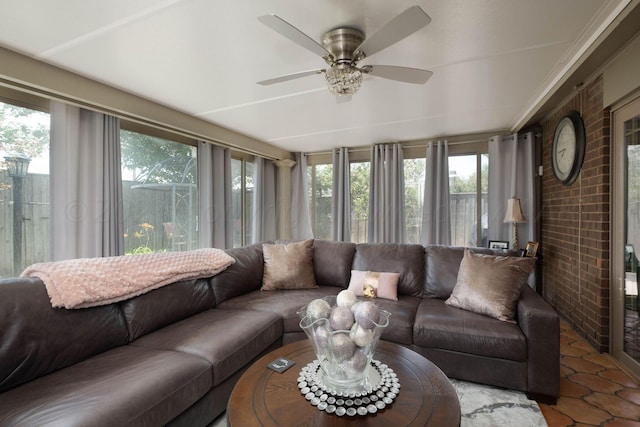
421, 140, 451, 245
331, 147, 351, 241
488, 132, 536, 250
50, 101, 124, 260
197, 142, 233, 249
251, 157, 277, 243
291, 152, 314, 240
368, 143, 405, 243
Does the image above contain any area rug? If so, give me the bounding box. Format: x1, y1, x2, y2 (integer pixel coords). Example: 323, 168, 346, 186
211, 379, 548, 426
451, 379, 548, 427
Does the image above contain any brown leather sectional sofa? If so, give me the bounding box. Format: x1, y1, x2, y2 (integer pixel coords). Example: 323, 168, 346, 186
0, 241, 559, 426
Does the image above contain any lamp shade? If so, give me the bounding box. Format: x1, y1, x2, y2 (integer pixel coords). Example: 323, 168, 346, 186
503, 198, 526, 223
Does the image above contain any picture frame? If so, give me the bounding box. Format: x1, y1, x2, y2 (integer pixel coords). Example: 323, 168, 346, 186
524, 241, 539, 258
488, 240, 509, 250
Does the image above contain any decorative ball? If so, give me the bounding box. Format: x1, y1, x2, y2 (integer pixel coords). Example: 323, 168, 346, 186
331, 333, 355, 362
347, 348, 368, 371
336, 289, 357, 309
313, 324, 331, 348
354, 301, 380, 329
350, 300, 364, 315
306, 298, 331, 320
329, 306, 355, 331
350, 324, 374, 347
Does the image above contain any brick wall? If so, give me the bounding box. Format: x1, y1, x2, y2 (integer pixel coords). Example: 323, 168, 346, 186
540, 75, 611, 352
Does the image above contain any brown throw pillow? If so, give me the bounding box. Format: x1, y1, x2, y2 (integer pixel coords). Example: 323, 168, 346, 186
261, 239, 317, 290
347, 270, 400, 300
445, 249, 536, 322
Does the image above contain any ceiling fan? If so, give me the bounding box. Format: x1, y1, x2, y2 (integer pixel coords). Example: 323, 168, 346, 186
257, 5, 433, 97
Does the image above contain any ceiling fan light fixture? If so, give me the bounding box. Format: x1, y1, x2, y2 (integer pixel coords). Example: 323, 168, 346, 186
325, 65, 362, 96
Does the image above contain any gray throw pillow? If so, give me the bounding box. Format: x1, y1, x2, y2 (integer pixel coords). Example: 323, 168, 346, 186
261, 239, 317, 290
445, 249, 536, 322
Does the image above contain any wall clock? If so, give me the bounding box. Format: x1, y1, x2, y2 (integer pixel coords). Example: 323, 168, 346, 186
551, 110, 586, 185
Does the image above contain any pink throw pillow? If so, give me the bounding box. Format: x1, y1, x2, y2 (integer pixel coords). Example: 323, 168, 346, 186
347, 270, 400, 301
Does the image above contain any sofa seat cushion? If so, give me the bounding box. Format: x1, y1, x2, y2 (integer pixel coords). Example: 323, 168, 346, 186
131, 308, 282, 387
364, 295, 421, 345
217, 286, 341, 333
414, 298, 526, 361
0, 345, 212, 427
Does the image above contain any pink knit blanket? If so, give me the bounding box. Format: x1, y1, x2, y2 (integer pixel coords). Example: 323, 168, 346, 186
21, 249, 235, 309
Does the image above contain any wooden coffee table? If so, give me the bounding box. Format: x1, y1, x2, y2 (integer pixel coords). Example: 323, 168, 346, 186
227, 339, 460, 426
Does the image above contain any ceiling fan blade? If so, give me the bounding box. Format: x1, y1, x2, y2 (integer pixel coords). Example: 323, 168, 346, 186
258, 14, 332, 59
257, 69, 323, 86
354, 6, 431, 59
364, 65, 433, 84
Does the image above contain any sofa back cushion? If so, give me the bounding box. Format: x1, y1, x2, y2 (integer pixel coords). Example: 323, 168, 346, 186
120, 278, 215, 340
424, 245, 510, 299
313, 240, 356, 288
210, 243, 265, 304
0, 277, 129, 393
352, 243, 425, 297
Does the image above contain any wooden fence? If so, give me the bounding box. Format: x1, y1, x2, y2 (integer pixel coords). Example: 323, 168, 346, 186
337, 192, 486, 245
1, 171, 486, 277
0, 172, 196, 277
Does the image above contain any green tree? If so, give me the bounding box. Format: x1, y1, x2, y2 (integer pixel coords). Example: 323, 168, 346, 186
404, 158, 425, 220
120, 130, 195, 184
311, 164, 333, 240
404, 158, 425, 242
0, 102, 49, 162
451, 163, 488, 194
350, 162, 370, 220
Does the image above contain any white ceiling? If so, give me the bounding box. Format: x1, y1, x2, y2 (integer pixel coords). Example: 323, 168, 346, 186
0, 0, 632, 153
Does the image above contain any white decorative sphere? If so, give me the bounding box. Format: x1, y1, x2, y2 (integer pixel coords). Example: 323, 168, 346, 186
347, 348, 368, 371
350, 300, 364, 314
306, 298, 331, 320
331, 333, 356, 362
354, 301, 380, 329
329, 306, 355, 331
314, 324, 331, 348
350, 324, 374, 347
336, 289, 357, 309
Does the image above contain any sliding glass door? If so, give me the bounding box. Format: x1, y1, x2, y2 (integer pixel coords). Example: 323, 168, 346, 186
612, 96, 640, 377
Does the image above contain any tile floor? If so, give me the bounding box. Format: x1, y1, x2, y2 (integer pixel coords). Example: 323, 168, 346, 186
540, 321, 640, 426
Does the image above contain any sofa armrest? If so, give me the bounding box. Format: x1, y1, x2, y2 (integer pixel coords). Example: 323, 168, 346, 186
517, 286, 559, 402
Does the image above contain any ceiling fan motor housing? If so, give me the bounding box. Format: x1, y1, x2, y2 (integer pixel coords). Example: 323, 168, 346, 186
322, 27, 365, 64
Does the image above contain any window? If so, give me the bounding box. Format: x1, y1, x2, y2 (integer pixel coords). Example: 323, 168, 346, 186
449, 154, 488, 247
0, 101, 50, 277
308, 145, 487, 246
404, 158, 425, 244
350, 161, 370, 243
308, 163, 332, 240
120, 130, 197, 253
231, 157, 254, 247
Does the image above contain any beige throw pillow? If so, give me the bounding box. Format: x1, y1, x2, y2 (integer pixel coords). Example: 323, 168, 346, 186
261, 239, 317, 290
445, 249, 536, 322
347, 270, 400, 300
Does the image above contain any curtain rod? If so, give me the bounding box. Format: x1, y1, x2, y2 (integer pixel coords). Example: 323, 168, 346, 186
305, 134, 506, 157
